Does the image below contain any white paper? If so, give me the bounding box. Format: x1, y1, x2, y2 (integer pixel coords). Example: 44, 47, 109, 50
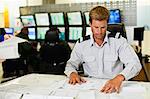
120, 82, 146, 94
76, 90, 95, 99
0, 36, 27, 45
0, 36, 26, 59
22, 94, 74, 99
52, 89, 78, 98
62, 78, 103, 90
0, 91, 22, 99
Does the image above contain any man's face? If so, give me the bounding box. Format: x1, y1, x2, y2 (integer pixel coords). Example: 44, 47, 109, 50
90, 19, 107, 41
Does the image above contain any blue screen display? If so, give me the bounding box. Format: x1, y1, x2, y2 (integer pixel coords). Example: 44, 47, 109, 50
108, 9, 121, 24
4, 28, 14, 35
28, 28, 36, 40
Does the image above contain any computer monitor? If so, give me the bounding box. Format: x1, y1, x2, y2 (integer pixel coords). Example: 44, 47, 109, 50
50, 12, 65, 25
28, 28, 36, 40
58, 27, 65, 40
69, 27, 82, 40
86, 27, 92, 36
4, 28, 14, 35
37, 27, 49, 40
35, 13, 50, 26
84, 12, 90, 25
134, 27, 144, 41
107, 23, 127, 39
21, 15, 35, 26
67, 12, 82, 25
108, 9, 121, 24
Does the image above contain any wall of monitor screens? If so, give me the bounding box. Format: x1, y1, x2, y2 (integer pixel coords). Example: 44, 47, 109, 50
35, 13, 50, 26
69, 27, 83, 41
50, 12, 65, 25
58, 27, 65, 40
67, 12, 82, 25
37, 27, 49, 40
28, 27, 36, 40
20, 9, 122, 42
21, 15, 36, 27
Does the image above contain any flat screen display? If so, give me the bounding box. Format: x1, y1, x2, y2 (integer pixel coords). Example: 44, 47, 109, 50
37, 27, 49, 40
35, 13, 50, 26
21, 15, 35, 26
108, 9, 121, 24
67, 12, 82, 25
4, 28, 14, 35
86, 27, 92, 36
50, 13, 65, 25
69, 27, 82, 40
58, 27, 65, 40
84, 12, 90, 25
28, 28, 36, 40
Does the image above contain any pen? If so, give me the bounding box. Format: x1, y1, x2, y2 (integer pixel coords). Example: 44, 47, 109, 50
19, 94, 24, 99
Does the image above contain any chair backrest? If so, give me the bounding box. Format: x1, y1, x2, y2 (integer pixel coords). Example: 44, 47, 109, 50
39, 28, 71, 74
107, 23, 127, 39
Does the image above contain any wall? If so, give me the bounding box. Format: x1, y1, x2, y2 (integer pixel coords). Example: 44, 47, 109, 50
0, 13, 4, 28
0, 0, 43, 28
137, 0, 150, 29
55, 0, 100, 4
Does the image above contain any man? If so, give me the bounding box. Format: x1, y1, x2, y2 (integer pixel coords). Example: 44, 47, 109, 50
64, 6, 142, 93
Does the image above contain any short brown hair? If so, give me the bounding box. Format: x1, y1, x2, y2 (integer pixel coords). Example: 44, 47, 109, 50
89, 6, 109, 24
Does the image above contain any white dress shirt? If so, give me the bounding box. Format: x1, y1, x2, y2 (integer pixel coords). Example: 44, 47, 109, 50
64, 31, 142, 80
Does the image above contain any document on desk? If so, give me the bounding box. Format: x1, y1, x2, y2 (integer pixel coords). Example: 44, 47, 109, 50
22, 94, 74, 99
62, 78, 103, 90
107, 82, 146, 99
0, 91, 22, 99
76, 90, 96, 99
0, 36, 26, 59
120, 82, 146, 94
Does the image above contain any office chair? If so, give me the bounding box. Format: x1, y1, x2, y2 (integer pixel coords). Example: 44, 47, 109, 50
107, 23, 127, 39
39, 28, 71, 75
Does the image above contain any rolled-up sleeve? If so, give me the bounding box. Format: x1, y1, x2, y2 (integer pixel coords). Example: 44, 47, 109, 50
64, 42, 83, 77
118, 38, 142, 80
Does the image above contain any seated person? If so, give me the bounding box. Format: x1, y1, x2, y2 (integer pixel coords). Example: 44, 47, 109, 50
39, 27, 71, 74
2, 27, 33, 77
64, 6, 141, 93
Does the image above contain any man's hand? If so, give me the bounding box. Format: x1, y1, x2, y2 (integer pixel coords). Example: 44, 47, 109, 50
101, 74, 125, 93
0, 59, 5, 63
69, 72, 86, 85
4, 34, 12, 40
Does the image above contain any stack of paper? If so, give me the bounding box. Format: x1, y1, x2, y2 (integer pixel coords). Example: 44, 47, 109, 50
0, 36, 26, 59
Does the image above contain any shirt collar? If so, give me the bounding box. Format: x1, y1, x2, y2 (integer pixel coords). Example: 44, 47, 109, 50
90, 31, 110, 47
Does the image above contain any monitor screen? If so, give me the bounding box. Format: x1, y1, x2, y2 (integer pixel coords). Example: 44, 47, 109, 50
84, 12, 90, 25
86, 27, 92, 36
35, 13, 50, 26
58, 27, 65, 40
50, 13, 65, 25
28, 28, 36, 40
37, 27, 49, 40
21, 15, 35, 26
69, 27, 82, 40
4, 28, 14, 35
134, 27, 144, 41
67, 12, 82, 25
108, 9, 121, 24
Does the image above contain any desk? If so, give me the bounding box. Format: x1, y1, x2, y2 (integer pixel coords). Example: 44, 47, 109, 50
0, 73, 150, 99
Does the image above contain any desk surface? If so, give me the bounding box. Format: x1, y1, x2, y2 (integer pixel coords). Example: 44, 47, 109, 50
0, 73, 150, 99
